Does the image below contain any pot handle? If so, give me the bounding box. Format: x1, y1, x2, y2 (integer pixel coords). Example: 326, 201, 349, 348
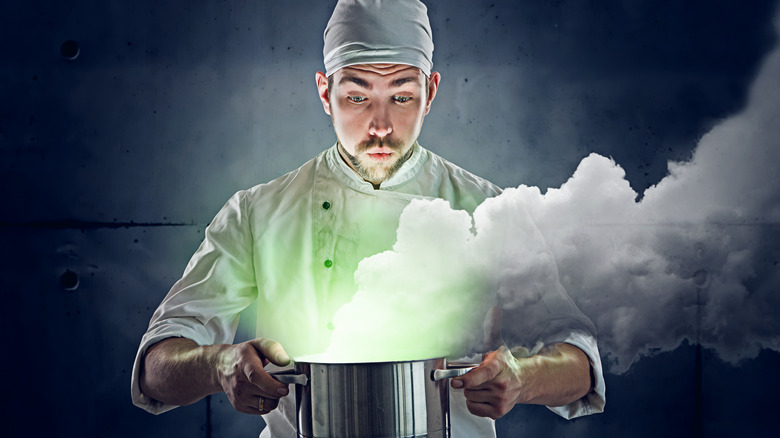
269, 369, 309, 386
432, 365, 477, 382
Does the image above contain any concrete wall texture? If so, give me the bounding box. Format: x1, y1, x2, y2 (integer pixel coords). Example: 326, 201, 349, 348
2, 1, 779, 436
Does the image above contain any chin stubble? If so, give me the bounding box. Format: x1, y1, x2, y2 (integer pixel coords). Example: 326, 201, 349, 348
338, 139, 414, 185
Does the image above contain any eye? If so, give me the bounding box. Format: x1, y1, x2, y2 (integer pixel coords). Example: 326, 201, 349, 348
393, 96, 413, 103
348, 95, 367, 103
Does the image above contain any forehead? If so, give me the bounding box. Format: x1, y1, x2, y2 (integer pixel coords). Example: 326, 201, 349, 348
333, 64, 425, 87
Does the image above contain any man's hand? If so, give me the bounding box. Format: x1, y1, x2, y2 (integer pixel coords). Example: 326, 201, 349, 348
216, 338, 292, 415
140, 337, 291, 416
450, 346, 524, 419
450, 343, 592, 419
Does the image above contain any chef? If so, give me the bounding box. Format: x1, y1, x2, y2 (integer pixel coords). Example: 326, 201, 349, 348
131, 1, 606, 436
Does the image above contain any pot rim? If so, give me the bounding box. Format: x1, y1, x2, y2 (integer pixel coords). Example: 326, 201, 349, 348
292, 351, 450, 365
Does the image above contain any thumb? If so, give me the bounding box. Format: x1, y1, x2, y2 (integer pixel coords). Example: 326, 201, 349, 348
252, 337, 291, 366
453, 350, 502, 389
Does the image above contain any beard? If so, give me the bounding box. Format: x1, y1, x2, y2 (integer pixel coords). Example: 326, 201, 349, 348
339, 137, 414, 186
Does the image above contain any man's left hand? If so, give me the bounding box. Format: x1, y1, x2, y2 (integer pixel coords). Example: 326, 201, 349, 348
450, 346, 524, 419
451, 343, 592, 419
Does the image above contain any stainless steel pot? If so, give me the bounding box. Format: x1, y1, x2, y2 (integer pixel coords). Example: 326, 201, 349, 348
272, 356, 474, 438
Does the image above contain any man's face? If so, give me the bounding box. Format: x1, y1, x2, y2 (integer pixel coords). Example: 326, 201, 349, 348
316, 64, 440, 187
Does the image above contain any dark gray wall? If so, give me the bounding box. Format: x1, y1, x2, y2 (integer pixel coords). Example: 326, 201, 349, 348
2, 0, 779, 437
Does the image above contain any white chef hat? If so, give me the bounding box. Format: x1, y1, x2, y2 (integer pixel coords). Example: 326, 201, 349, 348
323, 0, 434, 77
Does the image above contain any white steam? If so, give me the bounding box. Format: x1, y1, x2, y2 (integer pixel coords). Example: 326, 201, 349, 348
324, 199, 492, 362
325, 186, 596, 363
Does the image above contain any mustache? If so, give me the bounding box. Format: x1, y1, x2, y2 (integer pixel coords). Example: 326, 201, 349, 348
356, 136, 405, 152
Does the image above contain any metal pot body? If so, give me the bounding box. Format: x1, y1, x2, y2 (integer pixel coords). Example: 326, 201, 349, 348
290, 357, 450, 438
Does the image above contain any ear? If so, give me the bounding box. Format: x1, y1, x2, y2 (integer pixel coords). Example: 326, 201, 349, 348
424, 71, 441, 115
316, 71, 331, 116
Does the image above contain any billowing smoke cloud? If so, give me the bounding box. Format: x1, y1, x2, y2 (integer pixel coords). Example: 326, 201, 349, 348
518, 21, 780, 372
327, 15, 780, 372
324, 199, 494, 362
325, 190, 590, 363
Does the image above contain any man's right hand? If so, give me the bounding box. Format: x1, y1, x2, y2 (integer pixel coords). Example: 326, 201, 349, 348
216, 338, 292, 415
140, 337, 291, 415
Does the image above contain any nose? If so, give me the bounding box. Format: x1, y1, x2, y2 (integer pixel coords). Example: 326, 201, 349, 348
368, 104, 392, 138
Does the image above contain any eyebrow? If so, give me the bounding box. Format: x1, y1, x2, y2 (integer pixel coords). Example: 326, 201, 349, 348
338, 75, 422, 89
339, 75, 370, 88
389, 76, 422, 88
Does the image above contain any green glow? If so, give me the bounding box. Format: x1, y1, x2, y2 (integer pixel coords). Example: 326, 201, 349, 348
244, 191, 550, 363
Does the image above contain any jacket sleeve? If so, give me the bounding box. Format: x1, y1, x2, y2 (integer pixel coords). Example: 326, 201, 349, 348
130, 190, 258, 414
476, 188, 606, 419
546, 331, 606, 419
499, 258, 607, 419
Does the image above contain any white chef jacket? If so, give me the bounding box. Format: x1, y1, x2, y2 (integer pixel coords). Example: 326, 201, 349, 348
131, 143, 606, 437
